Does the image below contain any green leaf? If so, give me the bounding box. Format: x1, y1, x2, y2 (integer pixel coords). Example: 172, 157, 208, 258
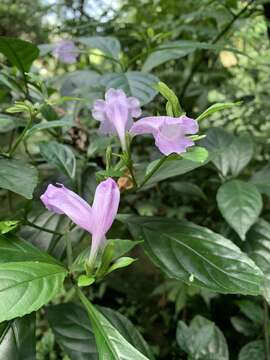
154, 82, 183, 116
250, 165, 270, 198
47, 302, 98, 360
236, 299, 263, 324
238, 340, 265, 360
72, 239, 141, 272
60, 70, 101, 100
142, 40, 242, 72
99, 307, 154, 360
199, 128, 234, 176
196, 102, 241, 122
0, 37, 39, 73
138, 155, 209, 189
0, 158, 38, 199
107, 257, 136, 274
121, 216, 264, 295
0, 114, 25, 133
0, 313, 36, 360
171, 182, 207, 200
47, 302, 154, 360
246, 219, 270, 303
77, 290, 149, 360
217, 180, 262, 240
25, 117, 74, 138
100, 72, 159, 105
78, 275, 95, 287
177, 315, 229, 360
0, 234, 67, 322
227, 134, 254, 176
181, 147, 208, 163
77, 36, 121, 60
0, 220, 19, 234
40, 141, 76, 179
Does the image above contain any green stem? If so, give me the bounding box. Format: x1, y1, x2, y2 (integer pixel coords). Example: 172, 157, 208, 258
9, 112, 33, 157
264, 298, 270, 360
65, 234, 73, 269
24, 220, 63, 236
139, 156, 168, 189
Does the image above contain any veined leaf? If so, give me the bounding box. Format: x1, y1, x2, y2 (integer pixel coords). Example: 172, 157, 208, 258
0, 313, 36, 360
238, 340, 265, 360
25, 117, 74, 138
78, 290, 149, 360
121, 216, 264, 295
77, 36, 121, 60
0, 234, 67, 322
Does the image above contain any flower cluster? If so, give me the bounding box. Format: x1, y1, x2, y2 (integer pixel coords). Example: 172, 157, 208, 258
41, 87, 199, 267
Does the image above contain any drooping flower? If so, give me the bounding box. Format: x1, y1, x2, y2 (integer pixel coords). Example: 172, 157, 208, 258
92, 88, 141, 151
40, 178, 120, 265
52, 40, 79, 64
130, 115, 199, 155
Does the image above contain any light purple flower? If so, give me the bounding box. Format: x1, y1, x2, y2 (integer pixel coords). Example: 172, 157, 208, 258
92, 88, 141, 150
40, 178, 120, 265
52, 40, 79, 64
130, 115, 199, 155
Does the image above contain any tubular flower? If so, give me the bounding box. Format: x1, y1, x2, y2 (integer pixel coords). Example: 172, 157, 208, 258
92, 88, 141, 151
130, 115, 199, 155
52, 40, 79, 64
40, 178, 120, 265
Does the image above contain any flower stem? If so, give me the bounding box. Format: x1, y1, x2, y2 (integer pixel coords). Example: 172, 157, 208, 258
139, 156, 168, 189
65, 234, 73, 269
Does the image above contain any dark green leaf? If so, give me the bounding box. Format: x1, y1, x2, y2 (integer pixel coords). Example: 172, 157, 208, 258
100, 72, 159, 105
40, 141, 76, 179
78, 291, 149, 360
250, 165, 270, 198
0, 37, 39, 73
0, 313, 36, 360
121, 216, 264, 295
47, 303, 98, 360
176, 315, 229, 360
238, 340, 265, 360
217, 180, 262, 240
0, 158, 38, 199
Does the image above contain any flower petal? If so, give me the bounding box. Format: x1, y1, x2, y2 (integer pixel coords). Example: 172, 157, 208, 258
155, 131, 194, 155
179, 115, 198, 134
40, 184, 92, 233
130, 116, 166, 135
90, 178, 120, 257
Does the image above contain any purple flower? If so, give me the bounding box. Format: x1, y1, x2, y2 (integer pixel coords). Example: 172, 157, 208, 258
130, 115, 199, 155
92, 88, 141, 151
52, 40, 79, 64
40, 178, 120, 265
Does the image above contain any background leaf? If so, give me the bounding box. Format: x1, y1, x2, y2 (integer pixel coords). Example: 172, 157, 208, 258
40, 141, 76, 179
217, 180, 262, 240
77, 36, 121, 60
100, 72, 159, 105
0, 37, 39, 73
0, 158, 38, 199
238, 340, 265, 360
0, 313, 36, 360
